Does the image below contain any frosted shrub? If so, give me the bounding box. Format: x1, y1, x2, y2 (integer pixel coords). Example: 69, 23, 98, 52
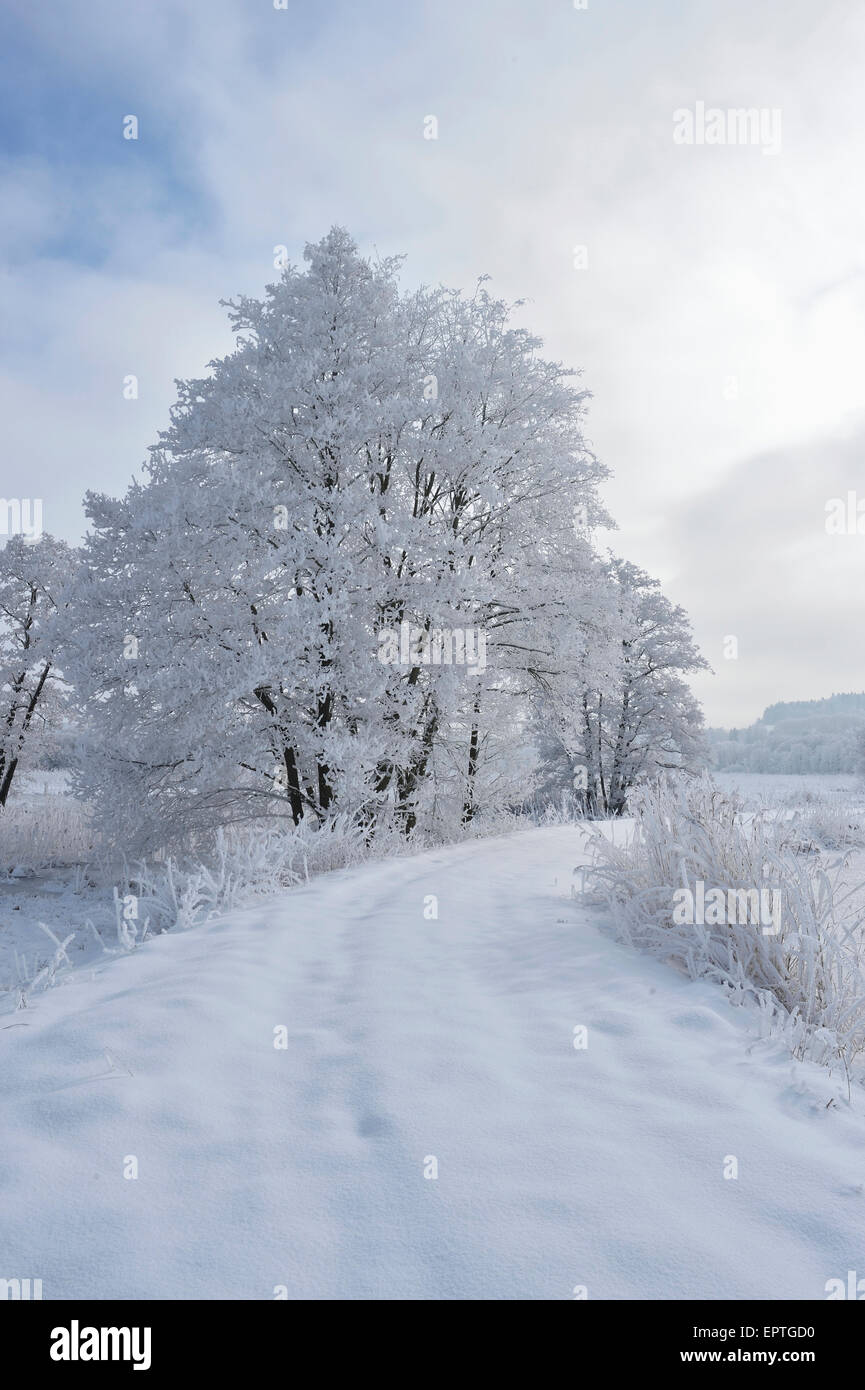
789, 793, 865, 853
587, 776, 865, 1075
0, 789, 95, 869
115, 814, 381, 936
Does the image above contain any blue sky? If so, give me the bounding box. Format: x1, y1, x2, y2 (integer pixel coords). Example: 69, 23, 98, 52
2, 0, 864, 725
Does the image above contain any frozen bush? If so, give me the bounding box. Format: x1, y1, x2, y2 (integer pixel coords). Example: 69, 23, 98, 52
586, 775, 865, 1076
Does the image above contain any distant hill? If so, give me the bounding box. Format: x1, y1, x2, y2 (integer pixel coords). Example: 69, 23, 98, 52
706, 692, 865, 774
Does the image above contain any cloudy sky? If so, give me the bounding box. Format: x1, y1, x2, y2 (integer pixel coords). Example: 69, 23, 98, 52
2, 0, 863, 727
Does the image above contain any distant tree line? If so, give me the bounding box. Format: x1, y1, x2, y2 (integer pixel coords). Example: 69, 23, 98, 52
707, 693, 865, 775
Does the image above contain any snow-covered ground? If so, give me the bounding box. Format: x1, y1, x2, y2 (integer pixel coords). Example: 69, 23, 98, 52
714, 771, 862, 805
2, 824, 864, 1300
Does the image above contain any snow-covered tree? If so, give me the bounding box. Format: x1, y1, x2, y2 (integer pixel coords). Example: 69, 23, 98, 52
66, 229, 612, 849
0, 534, 76, 808
534, 558, 708, 815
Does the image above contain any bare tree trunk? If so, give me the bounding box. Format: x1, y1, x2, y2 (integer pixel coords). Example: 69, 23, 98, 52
0, 660, 51, 809
315, 689, 334, 813
596, 692, 608, 814
461, 693, 482, 824
398, 701, 439, 835
607, 687, 632, 816
253, 686, 304, 825
581, 693, 599, 816
281, 744, 304, 825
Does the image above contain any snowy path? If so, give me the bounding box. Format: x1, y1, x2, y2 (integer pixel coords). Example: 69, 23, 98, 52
2, 827, 864, 1300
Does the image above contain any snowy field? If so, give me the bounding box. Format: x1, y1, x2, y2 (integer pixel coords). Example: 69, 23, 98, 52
2, 810, 865, 1299
713, 771, 863, 805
